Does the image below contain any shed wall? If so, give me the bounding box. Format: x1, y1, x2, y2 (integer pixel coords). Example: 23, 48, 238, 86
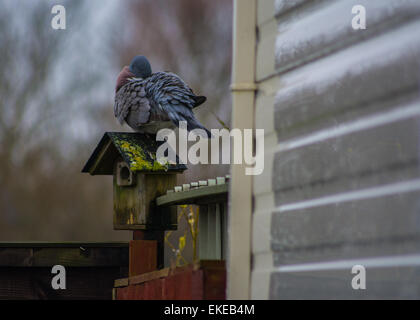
252, 0, 420, 299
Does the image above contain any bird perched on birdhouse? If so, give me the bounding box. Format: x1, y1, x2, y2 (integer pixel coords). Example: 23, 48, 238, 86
114, 55, 211, 137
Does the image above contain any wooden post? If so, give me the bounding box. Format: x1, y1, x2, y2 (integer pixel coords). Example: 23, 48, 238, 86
132, 230, 165, 270
129, 240, 157, 277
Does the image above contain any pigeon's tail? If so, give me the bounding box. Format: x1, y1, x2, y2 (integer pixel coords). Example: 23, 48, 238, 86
186, 118, 212, 138
193, 96, 207, 108
161, 101, 212, 138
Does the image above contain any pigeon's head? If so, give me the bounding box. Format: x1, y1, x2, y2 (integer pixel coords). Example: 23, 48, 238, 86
129, 55, 152, 79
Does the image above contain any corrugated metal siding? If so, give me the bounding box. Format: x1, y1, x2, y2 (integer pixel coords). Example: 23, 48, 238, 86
252, 0, 420, 299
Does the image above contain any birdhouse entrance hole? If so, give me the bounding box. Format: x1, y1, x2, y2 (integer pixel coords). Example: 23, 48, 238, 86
117, 161, 134, 187
120, 167, 129, 180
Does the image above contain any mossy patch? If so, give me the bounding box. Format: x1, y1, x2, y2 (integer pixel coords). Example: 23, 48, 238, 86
113, 135, 169, 172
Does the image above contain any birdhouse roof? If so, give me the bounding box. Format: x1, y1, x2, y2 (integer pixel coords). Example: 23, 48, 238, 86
82, 132, 187, 175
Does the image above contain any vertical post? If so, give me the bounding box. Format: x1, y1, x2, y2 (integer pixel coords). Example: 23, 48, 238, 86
133, 230, 165, 270
228, 0, 257, 300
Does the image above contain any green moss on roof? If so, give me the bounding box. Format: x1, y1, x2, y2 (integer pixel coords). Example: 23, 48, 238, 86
115, 139, 168, 171
82, 132, 186, 175
111, 133, 171, 172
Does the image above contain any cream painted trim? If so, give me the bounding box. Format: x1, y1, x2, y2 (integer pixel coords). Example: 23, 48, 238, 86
230, 83, 258, 92
228, 0, 257, 300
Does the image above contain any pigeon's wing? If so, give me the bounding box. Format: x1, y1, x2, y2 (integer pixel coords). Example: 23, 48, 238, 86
114, 79, 151, 126
163, 73, 206, 108
145, 72, 211, 136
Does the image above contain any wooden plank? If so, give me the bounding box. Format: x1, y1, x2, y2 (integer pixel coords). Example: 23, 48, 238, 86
174, 269, 192, 300
270, 262, 420, 299
0, 267, 123, 300
89, 139, 113, 175
114, 268, 172, 289
145, 279, 162, 299
116, 286, 129, 300
274, 22, 420, 141
129, 240, 157, 277
271, 189, 420, 256
31, 247, 128, 267
115, 261, 224, 285
275, 0, 314, 17
114, 278, 129, 288
203, 268, 226, 300
273, 114, 420, 194
199, 260, 226, 270
162, 276, 176, 300
0, 242, 128, 248
275, 0, 420, 73
0, 245, 128, 267
129, 268, 169, 286
272, 237, 420, 268
191, 270, 204, 300
114, 262, 226, 300
274, 163, 420, 213
132, 230, 165, 269
0, 248, 33, 267
156, 184, 228, 207
134, 283, 145, 300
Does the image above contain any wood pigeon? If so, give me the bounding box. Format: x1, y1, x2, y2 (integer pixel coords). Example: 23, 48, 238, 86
114, 55, 211, 137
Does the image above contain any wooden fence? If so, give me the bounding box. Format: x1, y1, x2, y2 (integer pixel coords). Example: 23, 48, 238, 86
0, 242, 128, 299
113, 178, 229, 300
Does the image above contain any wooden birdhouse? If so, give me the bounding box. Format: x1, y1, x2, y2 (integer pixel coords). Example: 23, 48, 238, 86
82, 132, 186, 230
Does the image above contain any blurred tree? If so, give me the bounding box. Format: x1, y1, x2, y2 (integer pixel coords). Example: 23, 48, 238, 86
0, 1, 128, 240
